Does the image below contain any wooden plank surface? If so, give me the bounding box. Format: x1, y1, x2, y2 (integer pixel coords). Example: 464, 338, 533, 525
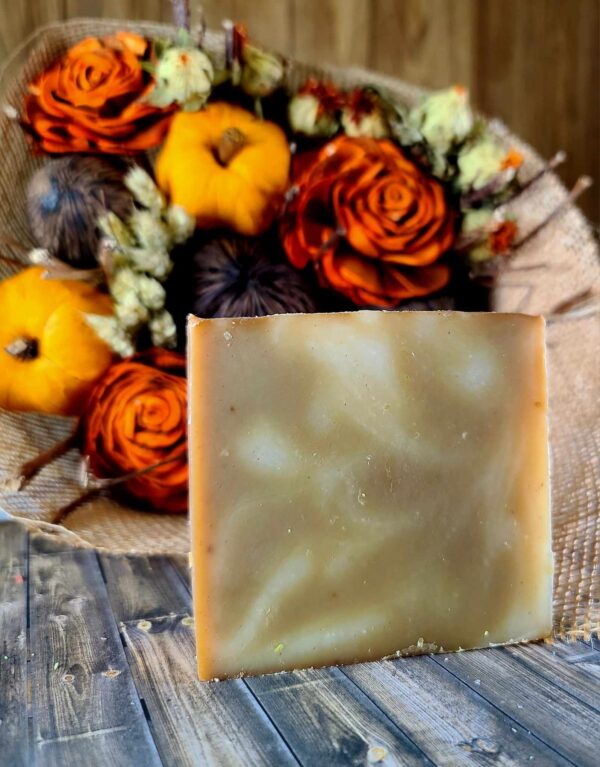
247, 667, 432, 766
0, 0, 596, 222
0, 523, 29, 767
100, 552, 299, 767
343, 654, 573, 766
1, 520, 599, 767
28, 538, 162, 767
433, 646, 600, 766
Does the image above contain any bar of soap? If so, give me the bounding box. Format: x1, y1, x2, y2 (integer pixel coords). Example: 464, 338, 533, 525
188, 311, 552, 680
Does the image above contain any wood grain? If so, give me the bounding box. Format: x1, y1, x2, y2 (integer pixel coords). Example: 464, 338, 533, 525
433, 646, 600, 766
0, 523, 29, 767
99, 553, 191, 623
342, 654, 572, 766
247, 666, 433, 766
0, 0, 596, 220
100, 552, 298, 767
28, 541, 162, 767
121, 615, 298, 767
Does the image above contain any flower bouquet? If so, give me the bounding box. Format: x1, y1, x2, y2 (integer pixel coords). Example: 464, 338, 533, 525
0, 10, 597, 638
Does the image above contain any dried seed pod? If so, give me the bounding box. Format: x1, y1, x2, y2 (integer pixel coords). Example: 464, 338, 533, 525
190, 234, 316, 318
27, 156, 133, 269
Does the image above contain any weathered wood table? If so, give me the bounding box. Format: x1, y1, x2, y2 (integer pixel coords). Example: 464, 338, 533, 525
1, 521, 598, 766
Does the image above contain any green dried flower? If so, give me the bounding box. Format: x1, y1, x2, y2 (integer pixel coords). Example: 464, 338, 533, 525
98, 211, 135, 248
130, 209, 171, 252
149, 310, 177, 348
288, 93, 338, 137
127, 247, 172, 280
409, 85, 474, 155
93, 165, 195, 356
240, 44, 284, 98
137, 275, 166, 311
148, 46, 213, 112
165, 205, 196, 244
457, 136, 523, 192
124, 166, 165, 212
85, 315, 136, 358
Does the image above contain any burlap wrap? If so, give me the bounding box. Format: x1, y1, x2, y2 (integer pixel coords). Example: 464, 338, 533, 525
0, 19, 597, 639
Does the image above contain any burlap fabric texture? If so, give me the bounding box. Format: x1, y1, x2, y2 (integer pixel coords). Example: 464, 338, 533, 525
0, 19, 597, 640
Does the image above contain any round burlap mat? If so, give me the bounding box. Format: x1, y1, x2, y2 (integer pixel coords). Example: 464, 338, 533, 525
0, 19, 597, 639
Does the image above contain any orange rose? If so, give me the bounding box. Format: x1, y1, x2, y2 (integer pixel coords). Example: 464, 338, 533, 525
24, 33, 173, 154
282, 136, 455, 307
81, 348, 187, 513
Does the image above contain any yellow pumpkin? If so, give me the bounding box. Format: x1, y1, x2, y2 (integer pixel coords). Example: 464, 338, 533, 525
0, 267, 114, 415
156, 102, 291, 236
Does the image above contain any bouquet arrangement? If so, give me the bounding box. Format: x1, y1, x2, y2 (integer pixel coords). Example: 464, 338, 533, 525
0, 11, 591, 519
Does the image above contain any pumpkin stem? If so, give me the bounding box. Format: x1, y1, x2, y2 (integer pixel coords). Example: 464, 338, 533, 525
217, 127, 248, 166
5, 336, 39, 361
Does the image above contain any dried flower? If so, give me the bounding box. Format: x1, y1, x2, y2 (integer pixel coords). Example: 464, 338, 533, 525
341, 89, 390, 139
130, 209, 171, 252
460, 208, 518, 263
148, 42, 214, 112
80, 348, 187, 513
27, 156, 133, 269
457, 135, 523, 193
23, 33, 173, 154
166, 205, 196, 244
90, 166, 195, 355
408, 85, 474, 155
288, 79, 343, 137
85, 315, 136, 358
124, 165, 165, 212
148, 310, 178, 348
282, 137, 455, 307
190, 234, 316, 318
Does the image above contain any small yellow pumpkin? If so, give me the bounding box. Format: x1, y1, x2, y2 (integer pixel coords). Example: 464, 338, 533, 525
156, 102, 291, 236
0, 267, 114, 415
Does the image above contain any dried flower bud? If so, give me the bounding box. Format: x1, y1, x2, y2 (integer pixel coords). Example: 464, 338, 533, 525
115, 296, 150, 329
148, 46, 214, 112
130, 209, 171, 252
408, 85, 474, 155
461, 208, 518, 263
165, 204, 196, 244
457, 136, 523, 192
149, 310, 177, 348
85, 315, 136, 357
137, 275, 166, 310
124, 166, 165, 212
98, 211, 136, 249
240, 43, 285, 98
128, 247, 172, 280
288, 79, 342, 137
341, 89, 390, 138
110, 267, 143, 304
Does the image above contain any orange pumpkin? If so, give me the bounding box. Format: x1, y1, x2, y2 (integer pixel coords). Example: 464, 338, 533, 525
156, 102, 291, 236
0, 267, 114, 415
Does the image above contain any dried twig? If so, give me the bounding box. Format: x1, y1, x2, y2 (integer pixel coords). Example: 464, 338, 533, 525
79, 454, 181, 491
171, 0, 191, 30
513, 175, 593, 250
3, 430, 79, 492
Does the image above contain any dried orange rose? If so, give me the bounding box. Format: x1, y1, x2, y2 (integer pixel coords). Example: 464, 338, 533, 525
81, 348, 187, 513
24, 33, 174, 154
282, 137, 455, 307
